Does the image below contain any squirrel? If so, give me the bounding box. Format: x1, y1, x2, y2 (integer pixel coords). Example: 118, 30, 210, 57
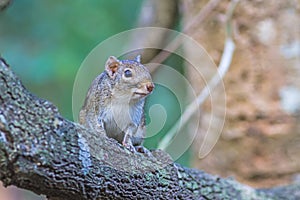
79, 55, 154, 153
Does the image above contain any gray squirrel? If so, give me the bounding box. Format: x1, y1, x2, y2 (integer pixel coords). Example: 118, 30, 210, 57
79, 55, 154, 153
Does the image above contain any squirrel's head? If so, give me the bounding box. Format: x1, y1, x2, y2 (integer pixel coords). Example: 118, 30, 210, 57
105, 55, 154, 101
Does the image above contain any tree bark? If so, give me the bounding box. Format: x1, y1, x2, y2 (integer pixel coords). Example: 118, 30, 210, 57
0, 57, 299, 199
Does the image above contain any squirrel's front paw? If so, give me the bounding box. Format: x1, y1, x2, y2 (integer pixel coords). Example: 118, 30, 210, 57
123, 142, 137, 153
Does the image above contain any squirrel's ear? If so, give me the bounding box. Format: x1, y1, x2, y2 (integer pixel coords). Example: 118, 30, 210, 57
135, 55, 141, 63
105, 56, 120, 78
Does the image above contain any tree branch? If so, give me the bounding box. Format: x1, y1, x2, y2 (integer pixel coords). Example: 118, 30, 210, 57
0, 58, 299, 199
127, 0, 178, 63
158, 0, 238, 151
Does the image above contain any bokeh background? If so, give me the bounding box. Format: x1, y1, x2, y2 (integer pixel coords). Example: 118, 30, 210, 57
1, 0, 300, 199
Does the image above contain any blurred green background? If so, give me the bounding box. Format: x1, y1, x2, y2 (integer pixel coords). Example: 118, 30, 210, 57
0, 0, 143, 120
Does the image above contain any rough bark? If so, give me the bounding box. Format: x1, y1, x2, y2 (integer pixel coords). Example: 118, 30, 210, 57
0, 57, 299, 200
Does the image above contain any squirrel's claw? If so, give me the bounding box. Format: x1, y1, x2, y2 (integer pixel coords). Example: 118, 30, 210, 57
122, 141, 151, 156
135, 146, 152, 156
123, 141, 137, 153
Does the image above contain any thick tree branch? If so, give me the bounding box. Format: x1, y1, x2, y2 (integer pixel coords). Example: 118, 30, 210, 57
0, 58, 299, 200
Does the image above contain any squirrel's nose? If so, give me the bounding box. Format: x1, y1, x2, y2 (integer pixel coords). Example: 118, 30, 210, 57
146, 83, 154, 93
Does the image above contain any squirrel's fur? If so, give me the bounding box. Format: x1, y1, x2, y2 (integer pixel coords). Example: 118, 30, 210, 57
79, 55, 154, 152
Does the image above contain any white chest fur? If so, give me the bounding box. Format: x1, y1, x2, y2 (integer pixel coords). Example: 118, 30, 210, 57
101, 98, 144, 138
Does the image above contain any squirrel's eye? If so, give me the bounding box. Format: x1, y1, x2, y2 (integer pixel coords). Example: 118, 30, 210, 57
124, 69, 133, 78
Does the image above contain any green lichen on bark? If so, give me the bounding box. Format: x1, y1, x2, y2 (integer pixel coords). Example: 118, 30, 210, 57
0, 58, 299, 200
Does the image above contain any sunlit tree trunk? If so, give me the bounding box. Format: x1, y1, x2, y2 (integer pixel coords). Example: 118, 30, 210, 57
182, 0, 300, 187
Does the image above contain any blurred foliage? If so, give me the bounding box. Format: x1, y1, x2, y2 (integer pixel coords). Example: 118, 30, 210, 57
0, 0, 143, 120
